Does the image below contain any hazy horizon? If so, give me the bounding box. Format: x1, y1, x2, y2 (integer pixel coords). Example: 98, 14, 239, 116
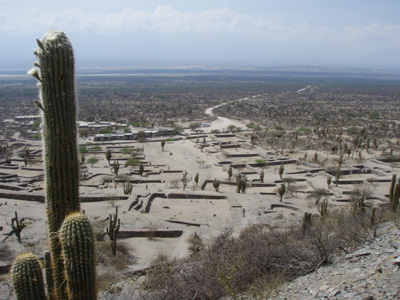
1, 1, 399, 71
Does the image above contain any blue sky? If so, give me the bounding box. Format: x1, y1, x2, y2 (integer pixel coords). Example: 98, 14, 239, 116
1, 0, 399, 69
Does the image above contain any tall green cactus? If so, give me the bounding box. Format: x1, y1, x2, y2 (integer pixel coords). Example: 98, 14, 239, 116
60, 213, 97, 300
11, 253, 46, 300
11, 31, 97, 300
389, 174, 398, 212
29, 30, 80, 299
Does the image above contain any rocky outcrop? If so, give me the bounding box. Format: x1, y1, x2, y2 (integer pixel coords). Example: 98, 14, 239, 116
269, 222, 400, 300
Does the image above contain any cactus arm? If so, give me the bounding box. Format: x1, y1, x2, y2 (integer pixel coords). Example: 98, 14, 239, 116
60, 212, 97, 300
11, 253, 46, 300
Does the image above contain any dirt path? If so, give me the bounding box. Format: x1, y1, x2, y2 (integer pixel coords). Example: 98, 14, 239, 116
204, 98, 248, 132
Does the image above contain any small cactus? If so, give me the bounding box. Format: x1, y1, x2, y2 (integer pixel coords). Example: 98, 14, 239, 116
11, 253, 46, 300
213, 178, 220, 192
11, 211, 26, 243
302, 212, 313, 234
106, 206, 120, 256
60, 212, 97, 300
123, 180, 133, 195
318, 198, 329, 217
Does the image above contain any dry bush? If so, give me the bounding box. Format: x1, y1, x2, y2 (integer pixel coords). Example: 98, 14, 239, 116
169, 179, 180, 189
187, 233, 204, 254
0, 243, 14, 262
97, 241, 134, 270
145, 220, 161, 240
141, 207, 385, 300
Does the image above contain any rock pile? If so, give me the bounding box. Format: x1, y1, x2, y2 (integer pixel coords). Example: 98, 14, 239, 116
270, 222, 400, 300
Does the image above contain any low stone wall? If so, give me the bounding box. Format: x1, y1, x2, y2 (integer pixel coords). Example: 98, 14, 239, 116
275, 178, 306, 183
145, 192, 227, 213
166, 220, 201, 227
225, 153, 259, 158
20, 167, 44, 171
0, 192, 44, 202
0, 192, 129, 203
118, 230, 183, 239
0, 165, 18, 170
215, 134, 236, 138
270, 204, 299, 211
0, 184, 26, 191
375, 157, 400, 163
334, 180, 364, 185
80, 196, 129, 203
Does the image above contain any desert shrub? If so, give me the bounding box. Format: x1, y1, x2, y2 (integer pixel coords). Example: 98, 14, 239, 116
187, 233, 204, 254
142, 206, 383, 300
97, 241, 134, 270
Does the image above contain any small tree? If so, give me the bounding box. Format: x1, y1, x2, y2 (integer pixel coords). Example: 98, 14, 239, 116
279, 164, 284, 179
327, 177, 332, 189
194, 172, 199, 186
125, 157, 139, 167
213, 179, 220, 192
259, 169, 264, 183
228, 165, 233, 181
79, 145, 88, 154
87, 157, 99, 167
112, 160, 120, 176
106, 149, 112, 164
161, 139, 166, 152
139, 164, 144, 176
182, 171, 187, 191
278, 183, 285, 202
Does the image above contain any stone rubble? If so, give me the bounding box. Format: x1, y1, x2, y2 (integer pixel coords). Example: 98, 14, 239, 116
269, 222, 400, 300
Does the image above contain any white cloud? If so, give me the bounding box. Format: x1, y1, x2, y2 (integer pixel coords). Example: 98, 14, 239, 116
0, 4, 317, 39
344, 23, 400, 44
1, 4, 399, 51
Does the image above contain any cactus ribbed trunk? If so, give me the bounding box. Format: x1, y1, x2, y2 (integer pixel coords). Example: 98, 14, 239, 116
60, 213, 97, 300
35, 31, 80, 299
11, 253, 47, 300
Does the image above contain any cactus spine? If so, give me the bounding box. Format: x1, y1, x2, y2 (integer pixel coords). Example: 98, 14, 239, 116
11, 253, 46, 300
60, 213, 97, 300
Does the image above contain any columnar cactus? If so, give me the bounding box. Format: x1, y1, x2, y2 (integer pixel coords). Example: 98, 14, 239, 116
11, 211, 26, 243
60, 213, 97, 300
12, 31, 97, 300
123, 180, 133, 195
318, 198, 329, 217
389, 174, 398, 212
106, 206, 120, 256
29, 30, 80, 299
11, 253, 46, 300
302, 212, 313, 234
